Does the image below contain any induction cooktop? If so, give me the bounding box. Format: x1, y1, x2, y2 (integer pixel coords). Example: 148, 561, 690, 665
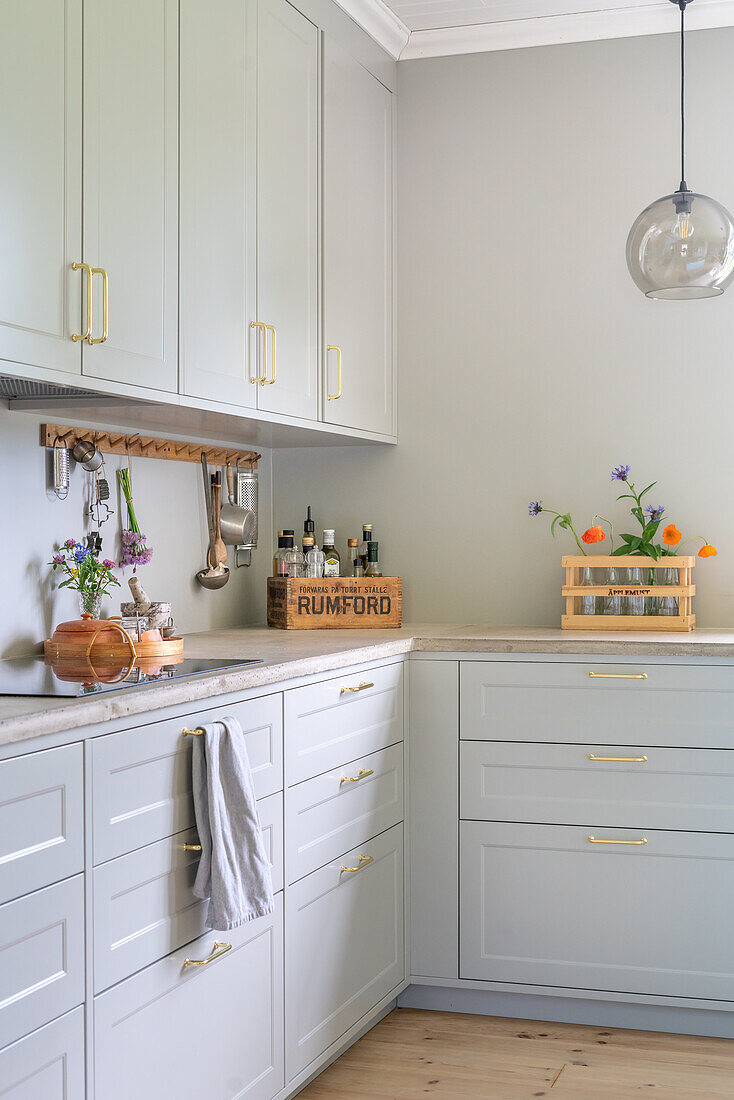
0, 656, 263, 699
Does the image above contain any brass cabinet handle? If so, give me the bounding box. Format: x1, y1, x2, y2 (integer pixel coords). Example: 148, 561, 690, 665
262, 324, 276, 384
589, 672, 647, 680
183, 940, 231, 968
72, 261, 93, 342
182, 842, 202, 851
340, 681, 374, 696
250, 321, 267, 383
340, 854, 374, 874
340, 767, 374, 784
326, 344, 342, 400
588, 754, 648, 763
88, 267, 109, 344
588, 836, 647, 845
182, 727, 205, 737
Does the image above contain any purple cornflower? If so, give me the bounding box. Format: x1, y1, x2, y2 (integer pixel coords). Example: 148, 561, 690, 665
74, 544, 90, 563
645, 504, 665, 522
528, 501, 543, 516
611, 464, 630, 482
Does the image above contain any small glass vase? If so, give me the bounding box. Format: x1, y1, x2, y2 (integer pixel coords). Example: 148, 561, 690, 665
603, 566, 621, 615
659, 567, 680, 617
78, 591, 102, 620
623, 567, 645, 616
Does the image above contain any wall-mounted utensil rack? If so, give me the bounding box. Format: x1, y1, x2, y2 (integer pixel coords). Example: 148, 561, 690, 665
40, 424, 261, 468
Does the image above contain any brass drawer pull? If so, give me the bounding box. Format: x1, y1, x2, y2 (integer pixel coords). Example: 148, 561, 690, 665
71, 261, 93, 342
340, 854, 374, 874
250, 321, 267, 383
88, 266, 109, 344
182, 843, 202, 852
183, 940, 232, 968
340, 767, 374, 784
588, 754, 648, 763
340, 681, 374, 696
589, 672, 647, 680
588, 836, 647, 845
182, 727, 205, 737
326, 343, 342, 400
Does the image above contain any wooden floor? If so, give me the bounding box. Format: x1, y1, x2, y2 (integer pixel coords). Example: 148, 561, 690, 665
298, 1008, 734, 1099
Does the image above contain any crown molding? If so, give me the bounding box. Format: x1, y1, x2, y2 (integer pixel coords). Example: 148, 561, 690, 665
331, 0, 409, 58
400, 0, 734, 59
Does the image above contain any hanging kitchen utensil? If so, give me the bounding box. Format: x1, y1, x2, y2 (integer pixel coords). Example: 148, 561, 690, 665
72, 439, 103, 472
220, 465, 257, 548
52, 436, 70, 500
195, 470, 230, 589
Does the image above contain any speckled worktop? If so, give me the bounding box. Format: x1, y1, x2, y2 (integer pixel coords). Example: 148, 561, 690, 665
3, 623, 734, 749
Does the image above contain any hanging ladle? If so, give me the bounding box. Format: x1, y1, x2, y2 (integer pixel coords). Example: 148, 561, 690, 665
196, 462, 230, 590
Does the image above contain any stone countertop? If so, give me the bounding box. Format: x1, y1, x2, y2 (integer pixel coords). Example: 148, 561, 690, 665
2, 623, 734, 749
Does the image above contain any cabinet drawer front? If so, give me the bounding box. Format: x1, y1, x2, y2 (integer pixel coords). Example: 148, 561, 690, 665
95, 895, 283, 1100
0, 877, 85, 1051
285, 662, 403, 785
0, 743, 83, 903
287, 743, 403, 883
286, 823, 404, 1080
93, 693, 283, 863
0, 1007, 85, 1100
460, 821, 734, 1001
94, 793, 283, 992
461, 661, 734, 748
460, 741, 734, 832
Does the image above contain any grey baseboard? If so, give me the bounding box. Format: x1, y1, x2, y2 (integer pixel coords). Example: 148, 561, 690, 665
397, 984, 734, 1039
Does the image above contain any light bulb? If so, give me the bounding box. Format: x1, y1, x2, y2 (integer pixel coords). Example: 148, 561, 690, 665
676, 211, 693, 239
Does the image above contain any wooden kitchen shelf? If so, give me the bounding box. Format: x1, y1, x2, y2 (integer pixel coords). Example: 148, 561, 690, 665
41, 423, 261, 468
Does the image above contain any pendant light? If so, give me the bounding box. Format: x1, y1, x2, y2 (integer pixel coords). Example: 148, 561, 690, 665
626, 0, 734, 299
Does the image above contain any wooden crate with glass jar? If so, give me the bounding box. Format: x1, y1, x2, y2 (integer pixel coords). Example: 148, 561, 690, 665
561, 556, 695, 631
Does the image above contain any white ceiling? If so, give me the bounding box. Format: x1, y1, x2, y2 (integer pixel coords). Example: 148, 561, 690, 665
334, 0, 734, 60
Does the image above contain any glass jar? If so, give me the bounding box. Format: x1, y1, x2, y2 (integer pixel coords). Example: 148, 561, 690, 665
119, 613, 150, 641
79, 591, 102, 620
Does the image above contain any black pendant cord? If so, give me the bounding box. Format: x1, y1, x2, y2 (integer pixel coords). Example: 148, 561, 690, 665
679, 0, 687, 191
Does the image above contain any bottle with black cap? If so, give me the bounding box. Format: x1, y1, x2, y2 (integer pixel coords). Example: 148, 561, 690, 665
364, 541, 382, 578
303, 506, 315, 540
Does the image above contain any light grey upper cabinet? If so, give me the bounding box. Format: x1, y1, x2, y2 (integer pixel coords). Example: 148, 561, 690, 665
256, 0, 319, 421
0, 0, 82, 378
180, 0, 318, 421
179, 0, 257, 408
323, 38, 394, 438
81, 0, 178, 392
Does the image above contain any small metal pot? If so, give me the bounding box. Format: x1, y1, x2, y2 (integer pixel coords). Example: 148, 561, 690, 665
220, 502, 257, 547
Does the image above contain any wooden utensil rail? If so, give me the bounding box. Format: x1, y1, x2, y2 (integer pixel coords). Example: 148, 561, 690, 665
41, 423, 261, 468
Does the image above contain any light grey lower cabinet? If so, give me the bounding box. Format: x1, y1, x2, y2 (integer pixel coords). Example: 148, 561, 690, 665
286, 823, 404, 1080
0, 876, 85, 1051
95, 895, 284, 1100
0, 1008, 85, 1100
460, 820, 734, 1001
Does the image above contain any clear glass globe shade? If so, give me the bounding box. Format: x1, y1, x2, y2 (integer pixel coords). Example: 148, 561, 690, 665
626, 191, 734, 299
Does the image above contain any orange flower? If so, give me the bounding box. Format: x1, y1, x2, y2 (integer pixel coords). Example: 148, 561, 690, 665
663, 524, 681, 546
581, 525, 605, 544
699, 544, 718, 558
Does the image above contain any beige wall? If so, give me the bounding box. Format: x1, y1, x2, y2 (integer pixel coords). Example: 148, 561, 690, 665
273, 28, 734, 627
0, 404, 273, 657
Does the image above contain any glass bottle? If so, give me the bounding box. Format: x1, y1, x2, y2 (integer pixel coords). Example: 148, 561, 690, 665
322, 530, 340, 577
623, 566, 644, 616
578, 566, 598, 615
272, 531, 284, 577
359, 524, 373, 565
304, 537, 325, 578
274, 534, 288, 578
364, 541, 382, 577
347, 538, 361, 577
603, 566, 621, 615
659, 566, 680, 616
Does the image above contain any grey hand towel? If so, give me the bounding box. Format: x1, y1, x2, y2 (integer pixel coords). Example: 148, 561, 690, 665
191, 716, 274, 931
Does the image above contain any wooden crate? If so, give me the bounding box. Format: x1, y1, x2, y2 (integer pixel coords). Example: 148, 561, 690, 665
561, 556, 696, 631
267, 576, 402, 629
